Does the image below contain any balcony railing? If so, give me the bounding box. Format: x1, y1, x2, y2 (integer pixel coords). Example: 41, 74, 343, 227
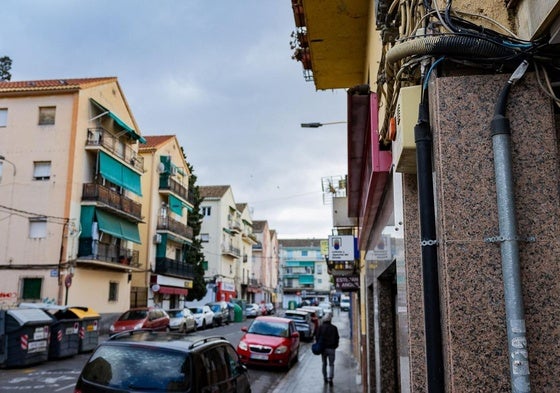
283, 283, 314, 290
229, 219, 242, 233
82, 183, 142, 221
86, 128, 144, 172
222, 244, 241, 258
155, 257, 194, 279
78, 239, 139, 267
159, 174, 189, 201
157, 216, 194, 240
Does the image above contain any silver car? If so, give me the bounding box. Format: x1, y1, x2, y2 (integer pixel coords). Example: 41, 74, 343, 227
166, 308, 197, 333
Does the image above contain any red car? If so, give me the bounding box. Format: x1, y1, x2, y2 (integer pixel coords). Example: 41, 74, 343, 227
237, 316, 300, 370
109, 307, 170, 336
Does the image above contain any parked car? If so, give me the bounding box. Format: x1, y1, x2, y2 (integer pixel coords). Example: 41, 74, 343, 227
265, 302, 275, 315
206, 301, 230, 326
109, 307, 169, 336
283, 310, 315, 341
318, 301, 333, 315
258, 303, 267, 316
166, 308, 197, 333
300, 305, 325, 319
297, 307, 320, 333
340, 296, 350, 311
237, 316, 300, 370
245, 303, 261, 318
189, 305, 215, 330
75, 330, 251, 392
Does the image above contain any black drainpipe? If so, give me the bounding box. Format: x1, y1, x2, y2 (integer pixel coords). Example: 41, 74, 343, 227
415, 88, 445, 393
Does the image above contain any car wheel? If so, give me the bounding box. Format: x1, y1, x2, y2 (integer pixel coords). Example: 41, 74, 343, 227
202, 320, 207, 330
179, 323, 186, 334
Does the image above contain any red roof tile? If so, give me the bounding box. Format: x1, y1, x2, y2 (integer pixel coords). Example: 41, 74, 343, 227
140, 135, 175, 150
0, 77, 117, 93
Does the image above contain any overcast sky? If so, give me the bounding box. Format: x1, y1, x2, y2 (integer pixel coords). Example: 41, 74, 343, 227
0, 1, 347, 239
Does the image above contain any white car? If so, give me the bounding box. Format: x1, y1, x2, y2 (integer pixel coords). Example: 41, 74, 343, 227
189, 305, 215, 329
318, 301, 333, 315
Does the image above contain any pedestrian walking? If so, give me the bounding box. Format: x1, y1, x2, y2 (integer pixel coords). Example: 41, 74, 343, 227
316, 312, 339, 385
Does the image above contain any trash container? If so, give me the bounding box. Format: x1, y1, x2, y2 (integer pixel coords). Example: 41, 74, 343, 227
230, 299, 246, 321
0, 308, 52, 367
288, 300, 297, 310
68, 307, 100, 353
19, 303, 80, 359
231, 303, 243, 322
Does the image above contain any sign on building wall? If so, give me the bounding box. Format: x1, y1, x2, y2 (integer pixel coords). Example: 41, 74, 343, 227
328, 235, 356, 261
334, 275, 360, 291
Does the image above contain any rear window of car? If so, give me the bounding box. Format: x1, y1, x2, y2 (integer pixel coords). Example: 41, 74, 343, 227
167, 310, 182, 318
81, 345, 191, 391
120, 310, 148, 321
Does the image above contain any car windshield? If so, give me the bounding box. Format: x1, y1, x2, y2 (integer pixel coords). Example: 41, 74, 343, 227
248, 320, 289, 338
81, 345, 191, 391
167, 310, 183, 318
119, 310, 147, 321
189, 308, 202, 314
209, 305, 220, 312
286, 314, 306, 322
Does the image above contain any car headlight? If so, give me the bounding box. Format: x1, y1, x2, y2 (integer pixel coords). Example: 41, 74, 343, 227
274, 345, 288, 354
134, 322, 144, 330
109, 325, 115, 332
238, 341, 248, 351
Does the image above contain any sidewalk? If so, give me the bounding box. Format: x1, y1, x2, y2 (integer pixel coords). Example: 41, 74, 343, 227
272, 308, 361, 393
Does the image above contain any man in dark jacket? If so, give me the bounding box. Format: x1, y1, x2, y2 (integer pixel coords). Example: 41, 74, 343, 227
315, 312, 339, 385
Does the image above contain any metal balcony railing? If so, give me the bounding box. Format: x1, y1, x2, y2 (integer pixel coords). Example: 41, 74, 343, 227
86, 128, 144, 172
159, 174, 190, 201
157, 216, 194, 240
221, 244, 241, 258
82, 183, 142, 221
155, 257, 194, 279
78, 239, 139, 267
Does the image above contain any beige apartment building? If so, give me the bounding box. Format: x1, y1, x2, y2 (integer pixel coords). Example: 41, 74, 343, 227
0, 77, 145, 314
251, 220, 279, 305
133, 135, 195, 310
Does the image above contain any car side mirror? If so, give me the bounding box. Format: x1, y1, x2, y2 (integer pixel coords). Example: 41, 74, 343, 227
241, 326, 248, 332
292, 332, 300, 338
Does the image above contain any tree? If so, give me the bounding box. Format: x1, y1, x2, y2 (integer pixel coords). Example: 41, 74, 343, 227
0, 56, 12, 81
183, 157, 207, 301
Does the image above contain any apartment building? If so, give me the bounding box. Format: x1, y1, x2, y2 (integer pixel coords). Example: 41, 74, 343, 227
198, 185, 254, 302
278, 238, 330, 309
235, 203, 257, 300
0, 77, 145, 314
250, 220, 280, 305
134, 135, 195, 310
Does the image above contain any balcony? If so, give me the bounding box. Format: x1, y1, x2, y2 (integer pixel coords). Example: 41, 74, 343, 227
157, 216, 193, 241
283, 283, 315, 290
77, 239, 139, 268
159, 174, 190, 201
229, 218, 242, 234
222, 244, 241, 258
82, 183, 142, 222
155, 257, 194, 279
86, 128, 144, 172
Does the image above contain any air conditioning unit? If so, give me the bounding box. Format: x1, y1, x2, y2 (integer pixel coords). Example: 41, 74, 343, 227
393, 85, 422, 173
170, 166, 178, 176
153, 234, 162, 244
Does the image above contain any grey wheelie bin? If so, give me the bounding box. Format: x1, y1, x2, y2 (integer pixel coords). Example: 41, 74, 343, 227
67, 307, 100, 352
0, 308, 52, 368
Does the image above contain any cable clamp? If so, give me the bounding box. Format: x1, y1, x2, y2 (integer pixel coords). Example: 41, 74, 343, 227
420, 239, 439, 246
484, 235, 536, 243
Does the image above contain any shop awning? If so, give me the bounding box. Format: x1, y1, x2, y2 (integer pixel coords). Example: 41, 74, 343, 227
157, 286, 188, 295
90, 98, 146, 144
99, 151, 142, 196
96, 209, 141, 244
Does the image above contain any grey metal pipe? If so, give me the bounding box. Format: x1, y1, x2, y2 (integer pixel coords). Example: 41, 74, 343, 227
490, 60, 531, 393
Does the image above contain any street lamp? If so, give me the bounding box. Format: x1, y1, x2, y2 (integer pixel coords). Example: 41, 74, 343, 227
0, 154, 17, 183
300, 121, 346, 128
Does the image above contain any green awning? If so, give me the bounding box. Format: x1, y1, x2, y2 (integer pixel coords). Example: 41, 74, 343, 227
90, 98, 146, 144
96, 209, 140, 244
80, 206, 95, 238
168, 194, 184, 216
99, 151, 142, 196
299, 275, 315, 284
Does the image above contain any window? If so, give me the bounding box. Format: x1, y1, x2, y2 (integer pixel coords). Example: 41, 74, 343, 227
0, 108, 7, 127
301, 250, 308, 256
38, 106, 56, 125
109, 282, 119, 301
22, 277, 42, 300
317, 265, 323, 274
201, 206, 211, 216
33, 161, 51, 180
29, 218, 47, 239
200, 233, 210, 242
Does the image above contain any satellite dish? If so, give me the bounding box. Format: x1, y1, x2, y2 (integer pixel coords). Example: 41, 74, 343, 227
157, 162, 165, 173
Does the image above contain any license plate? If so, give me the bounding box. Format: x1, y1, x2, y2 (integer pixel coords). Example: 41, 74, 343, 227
250, 353, 269, 360
28, 340, 47, 353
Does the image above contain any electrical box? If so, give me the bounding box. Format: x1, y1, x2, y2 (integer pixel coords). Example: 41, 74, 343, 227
393, 85, 422, 173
